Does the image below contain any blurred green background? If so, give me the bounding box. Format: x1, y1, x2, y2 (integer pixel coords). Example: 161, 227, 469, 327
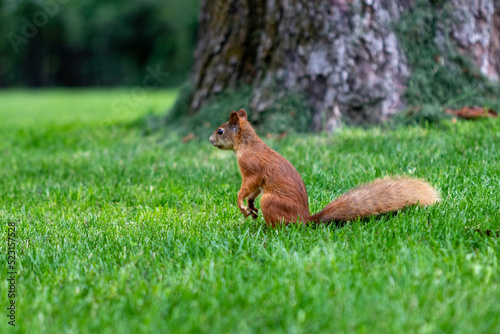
0, 0, 200, 87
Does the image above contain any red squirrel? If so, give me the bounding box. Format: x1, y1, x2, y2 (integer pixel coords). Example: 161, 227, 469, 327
209, 109, 440, 226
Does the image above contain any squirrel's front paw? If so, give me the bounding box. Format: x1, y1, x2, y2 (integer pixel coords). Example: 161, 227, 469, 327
239, 206, 259, 220
239, 205, 251, 218
248, 199, 259, 220
249, 210, 258, 220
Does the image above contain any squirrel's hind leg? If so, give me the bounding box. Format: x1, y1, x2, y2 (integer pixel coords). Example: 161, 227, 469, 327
260, 193, 308, 226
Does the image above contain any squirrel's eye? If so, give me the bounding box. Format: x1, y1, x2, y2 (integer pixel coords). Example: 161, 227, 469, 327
217, 129, 223, 135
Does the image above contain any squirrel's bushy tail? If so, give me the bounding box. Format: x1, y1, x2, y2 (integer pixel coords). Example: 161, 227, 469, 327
309, 177, 440, 223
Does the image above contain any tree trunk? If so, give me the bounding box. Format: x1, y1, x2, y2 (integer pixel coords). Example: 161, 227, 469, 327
446, 0, 500, 81
188, 0, 500, 131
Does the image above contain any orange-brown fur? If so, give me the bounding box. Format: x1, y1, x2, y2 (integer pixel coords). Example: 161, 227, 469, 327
209, 109, 441, 227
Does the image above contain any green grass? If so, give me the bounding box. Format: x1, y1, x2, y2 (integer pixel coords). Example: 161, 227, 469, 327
0, 89, 499, 333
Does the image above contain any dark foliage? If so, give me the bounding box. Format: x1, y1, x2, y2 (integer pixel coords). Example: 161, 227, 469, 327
0, 0, 200, 87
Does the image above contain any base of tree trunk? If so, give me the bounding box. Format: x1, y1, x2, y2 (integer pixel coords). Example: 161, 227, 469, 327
184, 0, 500, 132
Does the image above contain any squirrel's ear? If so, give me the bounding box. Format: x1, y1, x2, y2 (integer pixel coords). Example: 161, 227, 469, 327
237, 109, 247, 121
229, 111, 240, 127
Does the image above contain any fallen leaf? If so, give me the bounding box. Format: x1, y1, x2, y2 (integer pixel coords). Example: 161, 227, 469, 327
277, 132, 288, 141
182, 133, 196, 143
445, 106, 498, 119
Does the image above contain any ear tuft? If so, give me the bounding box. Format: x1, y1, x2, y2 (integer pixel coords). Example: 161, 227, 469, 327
229, 111, 240, 126
237, 109, 247, 121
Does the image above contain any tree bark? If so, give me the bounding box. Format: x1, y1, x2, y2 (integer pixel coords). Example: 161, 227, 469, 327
445, 0, 500, 81
188, 0, 500, 131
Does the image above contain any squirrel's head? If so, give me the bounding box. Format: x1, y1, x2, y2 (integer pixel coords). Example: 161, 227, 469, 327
209, 109, 248, 150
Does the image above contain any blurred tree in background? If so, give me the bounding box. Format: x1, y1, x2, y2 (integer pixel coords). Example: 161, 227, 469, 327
0, 0, 200, 87
181, 0, 500, 132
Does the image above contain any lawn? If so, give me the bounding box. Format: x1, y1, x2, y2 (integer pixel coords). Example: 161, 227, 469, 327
0, 89, 499, 333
